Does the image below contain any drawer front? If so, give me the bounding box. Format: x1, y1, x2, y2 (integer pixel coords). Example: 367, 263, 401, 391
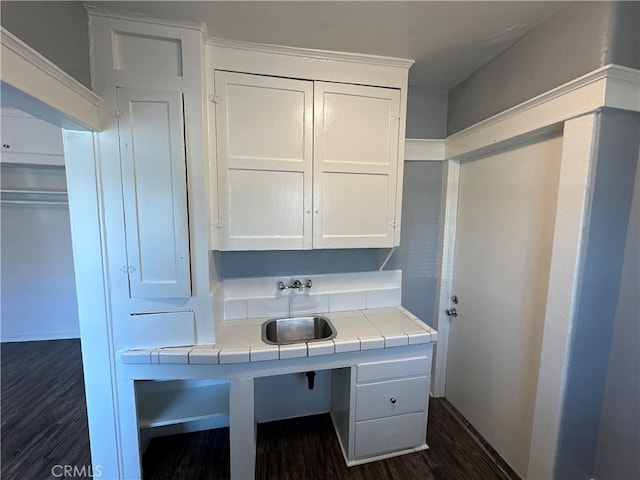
356, 376, 428, 421
355, 412, 426, 459
357, 355, 429, 383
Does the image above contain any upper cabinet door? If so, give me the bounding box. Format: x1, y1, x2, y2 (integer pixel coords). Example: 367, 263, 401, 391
116, 87, 191, 299
313, 82, 401, 248
215, 71, 314, 250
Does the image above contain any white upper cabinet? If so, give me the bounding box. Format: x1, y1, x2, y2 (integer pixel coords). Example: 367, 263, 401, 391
313, 82, 400, 248
214, 72, 404, 251
209, 40, 411, 251
214, 71, 314, 250
116, 87, 191, 299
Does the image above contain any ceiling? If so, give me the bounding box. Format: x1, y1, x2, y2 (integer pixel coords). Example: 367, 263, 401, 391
93, 1, 567, 89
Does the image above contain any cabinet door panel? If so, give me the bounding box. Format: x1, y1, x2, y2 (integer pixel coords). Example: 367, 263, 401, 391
314, 82, 400, 248
117, 88, 191, 299
215, 71, 313, 250
228, 169, 305, 246
321, 172, 389, 238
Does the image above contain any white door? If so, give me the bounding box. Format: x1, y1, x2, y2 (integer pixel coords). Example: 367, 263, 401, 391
116, 88, 191, 299
214, 71, 313, 250
313, 82, 400, 248
444, 135, 562, 476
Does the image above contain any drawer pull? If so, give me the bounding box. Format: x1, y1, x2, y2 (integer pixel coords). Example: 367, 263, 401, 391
390, 397, 397, 404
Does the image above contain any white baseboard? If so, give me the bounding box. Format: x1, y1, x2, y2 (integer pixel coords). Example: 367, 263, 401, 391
1, 330, 80, 343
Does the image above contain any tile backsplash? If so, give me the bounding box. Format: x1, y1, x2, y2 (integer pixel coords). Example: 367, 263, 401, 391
220, 270, 402, 320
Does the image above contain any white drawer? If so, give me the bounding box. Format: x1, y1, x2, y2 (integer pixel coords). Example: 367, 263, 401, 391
357, 355, 429, 383
355, 412, 426, 459
356, 376, 428, 421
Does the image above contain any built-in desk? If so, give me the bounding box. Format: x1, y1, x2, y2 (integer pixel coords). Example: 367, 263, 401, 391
117, 306, 437, 479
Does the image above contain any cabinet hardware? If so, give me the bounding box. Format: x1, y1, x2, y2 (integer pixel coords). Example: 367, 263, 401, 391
277, 279, 312, 292
209, 95, 222, 104
390, 397, 397, 404
120, 265, 136, 274
113, 109, 121, 118
446, 308, 457, 317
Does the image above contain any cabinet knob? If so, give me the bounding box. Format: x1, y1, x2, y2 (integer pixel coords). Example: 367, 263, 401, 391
390, 397, 397, 404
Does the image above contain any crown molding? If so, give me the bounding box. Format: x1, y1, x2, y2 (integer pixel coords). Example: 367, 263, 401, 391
208, 36, 414, 70
1, 28, 100, 106
1, 27, 101, 131
445, 64, 640, 160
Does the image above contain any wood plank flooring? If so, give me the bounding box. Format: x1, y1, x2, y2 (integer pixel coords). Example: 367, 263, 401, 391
1, 339, 91, 480
2, 339, 519, 480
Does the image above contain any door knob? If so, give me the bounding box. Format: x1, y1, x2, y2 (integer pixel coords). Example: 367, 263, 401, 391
446, 308, 457, 317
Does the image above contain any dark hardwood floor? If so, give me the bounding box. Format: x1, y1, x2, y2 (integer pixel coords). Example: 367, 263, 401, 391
1, 339, 91, 480
2, 339, 518, 480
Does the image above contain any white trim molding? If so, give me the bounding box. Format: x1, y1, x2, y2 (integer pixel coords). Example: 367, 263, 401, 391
404, 139, 445, 161
527, 114, 599, 480
0, 330, 81, 343
208, 36, 414, 69
431, 159, 460, 397
0, 28, 100, 130
445, 64, 640, 160
1, 28, 101, 131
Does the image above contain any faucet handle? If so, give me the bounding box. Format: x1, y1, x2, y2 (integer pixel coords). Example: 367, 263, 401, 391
277, 281, 286, 291
304, 279, 312, 289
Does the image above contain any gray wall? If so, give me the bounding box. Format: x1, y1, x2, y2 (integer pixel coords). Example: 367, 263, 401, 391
1, 1, 91, 88
406, 86, 448, 139
593, 131, 640, 480
609, 0, 640, 69
447, 1, 640, 134
216, 249, 380, 278
384, 161, 442, 326
555, 110, 640, 479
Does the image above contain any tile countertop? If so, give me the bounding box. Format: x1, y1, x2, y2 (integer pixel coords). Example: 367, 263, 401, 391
121, 306, 437, 365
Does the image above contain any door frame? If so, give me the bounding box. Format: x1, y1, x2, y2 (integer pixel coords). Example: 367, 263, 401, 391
434, 64, 640, 479
435, 116, 599, 479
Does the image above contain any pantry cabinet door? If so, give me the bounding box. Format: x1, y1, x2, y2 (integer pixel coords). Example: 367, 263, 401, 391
313, 82, 400, 248
215, 71, 313, 250
116, 88, 191, 299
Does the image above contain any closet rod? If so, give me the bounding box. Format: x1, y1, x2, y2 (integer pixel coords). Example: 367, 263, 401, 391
1, 199, 68, 206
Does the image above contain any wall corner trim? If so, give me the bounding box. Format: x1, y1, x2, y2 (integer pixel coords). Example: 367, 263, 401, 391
404, 139, 445, 161
0, 27, 101, 131
445, 64, 640, 160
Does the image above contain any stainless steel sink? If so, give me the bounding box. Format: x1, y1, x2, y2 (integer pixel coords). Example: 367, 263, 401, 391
262, 315, 336, 345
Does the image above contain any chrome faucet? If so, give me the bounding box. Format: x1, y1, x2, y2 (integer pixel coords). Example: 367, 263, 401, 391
277, 279, 312, 292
